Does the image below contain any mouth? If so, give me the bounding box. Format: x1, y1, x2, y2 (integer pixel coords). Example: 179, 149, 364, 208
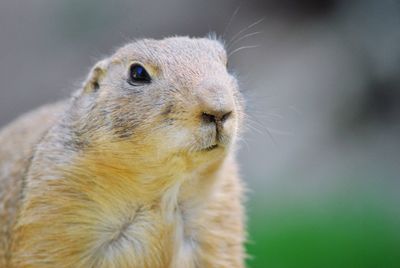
202, 144, 219, 151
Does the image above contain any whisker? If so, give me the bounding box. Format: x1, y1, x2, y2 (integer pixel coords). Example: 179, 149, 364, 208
244, 114, 267, 133
223, 5, 241, 39
243, 121, 263, 135
239, 138, 251, 153
227, 18, 265, 46
245, 116, 267, 131
260, 112, 284, 120
248, 111, 282, 121
245, 113, 280, 145
263, 126, 277, 145
227, 31, 262, 50
266, 128, 293, 136
228, 45, 260, 58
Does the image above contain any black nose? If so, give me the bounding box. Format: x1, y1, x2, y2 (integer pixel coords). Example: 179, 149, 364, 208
201, 110, 232, 125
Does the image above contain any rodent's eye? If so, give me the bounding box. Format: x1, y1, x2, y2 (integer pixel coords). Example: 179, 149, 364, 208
128, 63, 151, 85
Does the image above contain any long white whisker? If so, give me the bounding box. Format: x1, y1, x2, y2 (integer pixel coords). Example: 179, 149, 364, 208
246, 113, 279, 144
228, 45, 260, 58
227, 31, 262, 50
223, 5, 241, 38
228, 18, 265, 45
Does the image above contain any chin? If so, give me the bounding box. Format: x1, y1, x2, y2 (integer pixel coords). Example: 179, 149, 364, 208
153, 128, 235, 164
189, 142, 231, 164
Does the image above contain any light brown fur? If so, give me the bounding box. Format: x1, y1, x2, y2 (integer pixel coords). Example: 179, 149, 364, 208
0, 36, 246, 268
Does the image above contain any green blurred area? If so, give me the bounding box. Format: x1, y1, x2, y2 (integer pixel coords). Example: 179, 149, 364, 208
246, 181, 400, 268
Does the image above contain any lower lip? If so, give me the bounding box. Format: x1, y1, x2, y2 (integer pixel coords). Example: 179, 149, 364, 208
203, 144, 219, 151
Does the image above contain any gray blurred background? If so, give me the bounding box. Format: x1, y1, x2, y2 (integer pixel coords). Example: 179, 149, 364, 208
1, 0, 400, 267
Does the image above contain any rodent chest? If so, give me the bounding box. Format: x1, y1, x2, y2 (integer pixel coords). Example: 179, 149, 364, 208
94, 202, 198, 265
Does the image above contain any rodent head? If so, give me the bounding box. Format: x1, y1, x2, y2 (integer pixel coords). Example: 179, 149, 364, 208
73, 36, 244, 170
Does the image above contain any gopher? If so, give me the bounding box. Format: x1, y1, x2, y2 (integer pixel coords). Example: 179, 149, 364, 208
0, 36, 246, 268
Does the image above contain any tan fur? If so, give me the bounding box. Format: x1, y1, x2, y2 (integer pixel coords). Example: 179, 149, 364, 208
0, 36, 246, 268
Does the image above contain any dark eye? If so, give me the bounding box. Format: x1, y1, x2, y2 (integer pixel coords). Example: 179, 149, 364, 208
128, 63, 151, 85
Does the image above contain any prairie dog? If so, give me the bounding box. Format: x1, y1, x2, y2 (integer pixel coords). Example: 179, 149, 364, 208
0, 36, 246, 268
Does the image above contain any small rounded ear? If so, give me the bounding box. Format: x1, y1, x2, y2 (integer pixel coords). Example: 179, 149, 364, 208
82, 59, 108, 93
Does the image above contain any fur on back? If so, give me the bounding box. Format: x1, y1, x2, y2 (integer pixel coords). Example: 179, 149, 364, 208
0, 102, 67, 266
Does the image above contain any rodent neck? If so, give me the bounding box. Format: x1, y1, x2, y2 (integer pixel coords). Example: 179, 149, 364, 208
64, 144, 227, 206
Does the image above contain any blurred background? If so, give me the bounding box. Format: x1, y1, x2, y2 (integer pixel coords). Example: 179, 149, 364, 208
1, 0, 399, 267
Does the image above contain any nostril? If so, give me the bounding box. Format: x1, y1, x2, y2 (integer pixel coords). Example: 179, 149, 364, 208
221, 111, 232, 123
202, 112, 216, 124
201, 111, 233, 125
